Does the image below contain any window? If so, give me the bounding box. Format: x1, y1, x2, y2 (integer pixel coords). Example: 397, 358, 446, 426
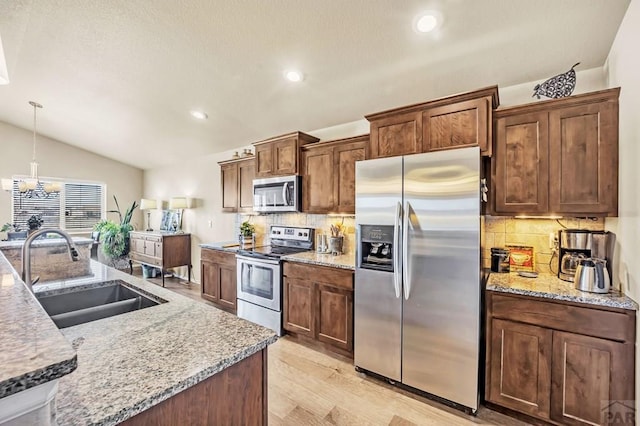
10, 179, 106, 232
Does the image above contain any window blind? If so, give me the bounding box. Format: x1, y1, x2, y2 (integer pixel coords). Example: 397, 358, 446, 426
64, 183, 104, 230
10, 179, 105, 232
11, 181, 61, 231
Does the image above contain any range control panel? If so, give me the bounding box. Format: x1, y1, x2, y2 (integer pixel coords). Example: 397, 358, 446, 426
270, 226, 313, 242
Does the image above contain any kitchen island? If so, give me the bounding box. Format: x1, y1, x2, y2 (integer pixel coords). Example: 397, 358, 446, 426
0, 253, 277, 425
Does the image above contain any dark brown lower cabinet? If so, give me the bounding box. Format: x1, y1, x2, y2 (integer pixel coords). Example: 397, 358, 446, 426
486, 292, 635, 426
200, 248, 237, 313
551, 332, 634, 425
488, 319, 552, 419
283, 262, 353, 357
121, 349, 267, 425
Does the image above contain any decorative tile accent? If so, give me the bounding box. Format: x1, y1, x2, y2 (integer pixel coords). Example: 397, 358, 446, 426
236, 213, 356, 254
481, 216, 605, 273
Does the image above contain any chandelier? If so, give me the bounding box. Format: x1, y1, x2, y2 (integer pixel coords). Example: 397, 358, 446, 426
1, 102, 61, 198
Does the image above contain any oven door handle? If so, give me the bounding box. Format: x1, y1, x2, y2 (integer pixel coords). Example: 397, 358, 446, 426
236, 255, 281, 265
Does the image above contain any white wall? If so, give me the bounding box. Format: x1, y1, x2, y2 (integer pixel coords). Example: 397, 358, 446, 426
0, 121, 143, 231
604, 0, 640, 409
143, 145, 251, 281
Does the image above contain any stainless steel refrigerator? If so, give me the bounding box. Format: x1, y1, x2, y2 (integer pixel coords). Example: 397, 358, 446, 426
354, 146, 481, 412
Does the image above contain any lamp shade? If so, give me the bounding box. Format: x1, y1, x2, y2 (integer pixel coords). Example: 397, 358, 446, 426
140, 198, 158, 210
169, 197, 188, 210
0, 34, 9, 85
1, 178, 12, 191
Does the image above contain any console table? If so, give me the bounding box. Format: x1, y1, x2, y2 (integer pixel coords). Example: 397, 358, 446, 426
129, 231, 191, 286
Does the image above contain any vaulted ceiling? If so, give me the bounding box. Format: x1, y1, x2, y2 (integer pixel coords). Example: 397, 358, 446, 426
0, 0, 630, 169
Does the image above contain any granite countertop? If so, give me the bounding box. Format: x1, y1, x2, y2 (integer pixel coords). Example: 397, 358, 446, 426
0, 252, 77, 399
487, 272, 638, 311
200, 241, 241, 253
0, 237, 93, 249
282, 251, 355, 270
200, 242, 356, 270
3, 257, 277, 425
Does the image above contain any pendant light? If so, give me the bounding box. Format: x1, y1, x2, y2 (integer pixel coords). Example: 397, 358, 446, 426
15, 102, 61, 198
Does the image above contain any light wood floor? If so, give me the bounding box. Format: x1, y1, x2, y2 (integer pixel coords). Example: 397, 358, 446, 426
137, 271, 529, 425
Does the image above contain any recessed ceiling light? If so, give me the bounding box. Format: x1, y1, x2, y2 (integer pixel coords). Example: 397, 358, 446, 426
285, 70, 304, 82
415, 13, 439, 33
190, 110, 208, 120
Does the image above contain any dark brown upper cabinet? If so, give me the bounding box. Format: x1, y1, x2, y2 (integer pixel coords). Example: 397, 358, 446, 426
366, 86, 499, 159
218, 157, 255, 213
492, 88, 619, 217
300, 135, 368, 214
252, 131, 320, 178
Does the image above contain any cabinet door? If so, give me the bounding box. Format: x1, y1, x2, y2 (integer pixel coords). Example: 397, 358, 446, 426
238, 159, 255, 212
143, 240, 156, 257
221, 162, 239, 212
201, 260, 219, 303
301, 146, 335, 213
316, 283, 353, 352
218, 263, 237, 312
423, 98, 490, 154
488, 319, 552, 419
550, 331, 634, 425
273, 138, 298, 175
548, 102, 618, 215
369, 111, 422, 159
255, 144, 273, 177
283, 277, 315, 337
130, 236, 145, 256
494, 112, 549, 214
334, 140, 366, 213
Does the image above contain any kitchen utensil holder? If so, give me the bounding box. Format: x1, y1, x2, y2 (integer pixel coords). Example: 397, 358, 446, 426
328, 236, 343, 255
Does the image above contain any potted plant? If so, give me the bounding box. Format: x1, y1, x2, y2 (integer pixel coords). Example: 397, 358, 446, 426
1, 222, 28, 240
239, 220, 255, 248
93, 196, 138, 268
27, 214, 44, 234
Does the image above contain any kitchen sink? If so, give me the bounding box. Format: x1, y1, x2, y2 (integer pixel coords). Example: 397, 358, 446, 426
36, 281, 165, 329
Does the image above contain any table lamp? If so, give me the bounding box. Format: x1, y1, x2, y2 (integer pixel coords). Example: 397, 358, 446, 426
169, 197, 189, 233
140, 198, 158, 231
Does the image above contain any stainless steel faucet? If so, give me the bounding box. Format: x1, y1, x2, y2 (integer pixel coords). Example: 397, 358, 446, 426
21, 229, 79, 292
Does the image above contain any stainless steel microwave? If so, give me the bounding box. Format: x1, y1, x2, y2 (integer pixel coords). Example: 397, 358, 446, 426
253, 175, 300, 213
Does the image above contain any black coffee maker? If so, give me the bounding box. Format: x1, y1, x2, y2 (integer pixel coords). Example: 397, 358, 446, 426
558, 229, 615, 283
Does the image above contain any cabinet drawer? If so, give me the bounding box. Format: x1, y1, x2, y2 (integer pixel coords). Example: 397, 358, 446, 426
201, 248, 236, 266
130, 252, 162, 267
490, 293, 634, 342
284, 262, 353, 290
131, 233, 162, 243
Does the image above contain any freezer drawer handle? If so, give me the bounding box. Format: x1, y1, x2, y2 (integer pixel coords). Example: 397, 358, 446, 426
393, 201, 402, 298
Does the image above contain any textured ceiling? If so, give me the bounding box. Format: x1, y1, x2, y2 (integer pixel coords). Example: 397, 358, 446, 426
0, 0, 630, 170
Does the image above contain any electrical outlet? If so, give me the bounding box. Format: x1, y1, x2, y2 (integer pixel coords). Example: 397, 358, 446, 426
207, 220, 213, 228
548, 232, 558, 250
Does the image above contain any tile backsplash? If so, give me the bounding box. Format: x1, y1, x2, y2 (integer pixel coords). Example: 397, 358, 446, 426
233, 214, 605, 269
235, 213, 356, 254
482, 216, 605, 273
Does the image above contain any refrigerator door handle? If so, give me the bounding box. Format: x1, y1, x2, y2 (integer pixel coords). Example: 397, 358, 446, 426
403, 201, 411, 300
393, 201, 402, 298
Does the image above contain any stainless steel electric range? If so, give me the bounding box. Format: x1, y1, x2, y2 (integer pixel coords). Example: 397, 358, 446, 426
236, 225, 314, 335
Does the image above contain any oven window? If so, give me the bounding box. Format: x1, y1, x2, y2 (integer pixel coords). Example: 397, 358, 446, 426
240, 263, 274, 299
